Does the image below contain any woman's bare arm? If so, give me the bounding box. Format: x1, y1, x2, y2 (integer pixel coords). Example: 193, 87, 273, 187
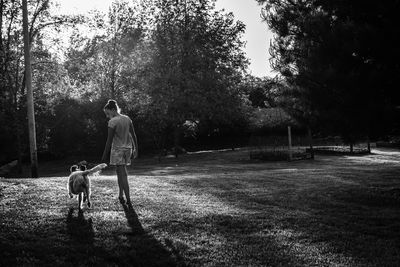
102, 127, 116, 163
129, 121, 138, 158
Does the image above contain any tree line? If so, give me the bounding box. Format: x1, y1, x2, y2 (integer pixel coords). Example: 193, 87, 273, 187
1, 0, 399, 169
1, 0, 272, 168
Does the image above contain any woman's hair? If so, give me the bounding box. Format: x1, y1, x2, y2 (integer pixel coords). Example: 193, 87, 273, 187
104, 99, 121, 113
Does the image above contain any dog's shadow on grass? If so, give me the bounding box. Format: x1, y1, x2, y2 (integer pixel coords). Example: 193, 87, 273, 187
66, 208, 94, 245
121, 203, 183, 266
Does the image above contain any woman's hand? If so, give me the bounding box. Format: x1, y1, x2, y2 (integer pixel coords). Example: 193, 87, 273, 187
132, 148, 138, 159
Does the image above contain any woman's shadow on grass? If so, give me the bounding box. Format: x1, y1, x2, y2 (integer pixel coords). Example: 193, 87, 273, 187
121, 203, 184, 267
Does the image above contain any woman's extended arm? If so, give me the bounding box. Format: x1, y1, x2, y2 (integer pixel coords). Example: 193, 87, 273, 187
102, 127, 116, 163
129, 122, 138, 158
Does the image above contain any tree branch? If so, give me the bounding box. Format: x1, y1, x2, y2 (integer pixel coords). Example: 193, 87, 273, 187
29, 0, 49, 40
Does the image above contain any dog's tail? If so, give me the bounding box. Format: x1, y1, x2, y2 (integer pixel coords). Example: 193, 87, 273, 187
87, 163, 108, 174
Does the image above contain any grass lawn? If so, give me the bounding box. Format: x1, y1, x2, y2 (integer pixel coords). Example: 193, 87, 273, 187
1, 148, 399, 266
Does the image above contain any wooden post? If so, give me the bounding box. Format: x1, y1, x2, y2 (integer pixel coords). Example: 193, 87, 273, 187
22, 0, 38, 177
308, 127, 314, 159
288, 126, 293, 161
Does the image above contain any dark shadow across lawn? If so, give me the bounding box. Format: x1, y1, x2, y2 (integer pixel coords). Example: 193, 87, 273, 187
167, 151, 400, 266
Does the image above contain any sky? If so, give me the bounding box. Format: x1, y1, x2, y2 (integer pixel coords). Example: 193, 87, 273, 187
53, 0, 274, 77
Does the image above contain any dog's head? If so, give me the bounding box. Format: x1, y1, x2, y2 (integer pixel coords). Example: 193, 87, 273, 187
70, 161, 88, 173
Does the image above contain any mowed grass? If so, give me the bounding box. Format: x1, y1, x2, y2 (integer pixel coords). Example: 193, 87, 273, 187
1, 148, 400, 266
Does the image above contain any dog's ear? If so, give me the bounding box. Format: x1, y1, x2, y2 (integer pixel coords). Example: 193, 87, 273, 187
78, 160, 87, 171
70, 165, 78, 173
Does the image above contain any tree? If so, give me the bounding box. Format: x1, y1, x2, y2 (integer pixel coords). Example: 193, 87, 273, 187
146, 0, 249, 150
22, 0, 38, 177
61, 0, 157, 154
257, 0, 400, 142
65, 0, 151, 100
240, 75, 280, 108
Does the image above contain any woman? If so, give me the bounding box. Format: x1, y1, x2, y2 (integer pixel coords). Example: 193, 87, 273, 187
101, 99, 138, 205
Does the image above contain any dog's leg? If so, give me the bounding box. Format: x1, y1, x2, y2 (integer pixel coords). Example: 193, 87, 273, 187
78, 193, 83, 211
82, 176, 91, 208
86, 187, 91, 208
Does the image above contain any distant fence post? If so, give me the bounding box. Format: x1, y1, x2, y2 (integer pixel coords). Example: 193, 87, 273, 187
308, 127, 314, 159
288, 126, 293, 161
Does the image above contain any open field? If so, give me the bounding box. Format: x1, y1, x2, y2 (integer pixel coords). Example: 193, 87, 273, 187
1, 148, 400, 266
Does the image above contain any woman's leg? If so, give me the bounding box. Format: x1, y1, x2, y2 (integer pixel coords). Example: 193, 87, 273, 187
122, 165, 131, 203
117, 165, 130, 203
116, 166, 124, 199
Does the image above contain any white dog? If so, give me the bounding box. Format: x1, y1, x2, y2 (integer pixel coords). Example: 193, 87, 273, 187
67, 162, 107, 210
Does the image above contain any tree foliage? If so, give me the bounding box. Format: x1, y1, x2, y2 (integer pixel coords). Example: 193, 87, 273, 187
258, 0, 400, 141
0, 0, 82, 164
145, 0, 249, 147
0, 0, 254, 164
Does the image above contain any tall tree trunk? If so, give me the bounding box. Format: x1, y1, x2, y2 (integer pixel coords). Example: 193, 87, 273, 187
22, 0, 38, 177
0, 0, 4, 50
13, 58, 22, 173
